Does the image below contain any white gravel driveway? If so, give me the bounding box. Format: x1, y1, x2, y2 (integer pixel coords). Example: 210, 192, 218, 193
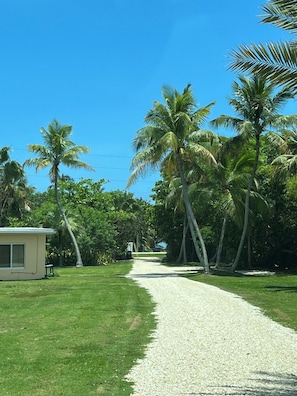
126, 258, 297, 396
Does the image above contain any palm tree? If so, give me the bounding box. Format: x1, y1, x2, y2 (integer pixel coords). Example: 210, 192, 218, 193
162, 128, 221, 264
0, 147, 31, 225
211, 149, 253, 268
127, 84, 217, 272
230, 0, 297, 91
212, 146, 270, 268
24, 119, 93, 267
211, 74, 295, 271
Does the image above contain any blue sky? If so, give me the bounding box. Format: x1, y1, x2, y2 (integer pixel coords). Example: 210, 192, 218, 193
0, 0, 294, 201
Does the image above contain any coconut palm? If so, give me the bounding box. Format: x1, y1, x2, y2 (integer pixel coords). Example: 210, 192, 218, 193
211, 74, 295, 270
212, 150, 252, 268
127, 84, 217, 272
24, 119, 93, 267
161, 128, 221, 264
212, 146, 270, 268
230, 0, 297, 91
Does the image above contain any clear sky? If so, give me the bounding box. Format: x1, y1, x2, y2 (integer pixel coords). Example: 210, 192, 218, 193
1, 0, 294, 201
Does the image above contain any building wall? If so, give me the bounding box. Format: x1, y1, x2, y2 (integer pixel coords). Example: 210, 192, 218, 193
0, 234, 46, 281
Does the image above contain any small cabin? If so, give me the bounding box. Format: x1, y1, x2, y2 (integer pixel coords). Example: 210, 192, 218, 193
0, 227, 55, 281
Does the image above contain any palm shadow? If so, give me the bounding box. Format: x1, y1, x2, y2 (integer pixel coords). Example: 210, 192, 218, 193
128, 272, 178, 279
238, 371, 297, 395
265, 285, 297, 293
198, 372, 297, 395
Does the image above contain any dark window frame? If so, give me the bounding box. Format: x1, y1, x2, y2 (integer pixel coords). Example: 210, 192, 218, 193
0, 244, 25, 269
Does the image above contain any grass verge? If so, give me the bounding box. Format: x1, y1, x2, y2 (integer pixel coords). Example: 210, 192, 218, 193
0, 262, 156, 396
183, 272, 297, 332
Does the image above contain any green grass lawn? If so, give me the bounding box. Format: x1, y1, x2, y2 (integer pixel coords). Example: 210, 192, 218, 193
183, 271, 297, 332
0, 263, 156, 396
2, 260, 296, 396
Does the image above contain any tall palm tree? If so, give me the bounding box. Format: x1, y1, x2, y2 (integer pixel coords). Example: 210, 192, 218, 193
211, 74, 295, 270
211, 149, 253, 268
212, 147, 269, 268
162, 128, 221, 264
230, 0, 297, 91
24, 119, 93, 267
127, 84, 217, 272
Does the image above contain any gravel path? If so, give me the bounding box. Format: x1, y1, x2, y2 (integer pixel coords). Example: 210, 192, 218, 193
125, 258, 297, 396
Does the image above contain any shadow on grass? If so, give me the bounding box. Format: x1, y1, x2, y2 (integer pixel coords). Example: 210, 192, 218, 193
210, 269, 244, 277
128, 272, 179, 279
265, 285, 297, 293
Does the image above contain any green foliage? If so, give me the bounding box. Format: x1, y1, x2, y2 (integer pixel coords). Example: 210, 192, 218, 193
286, 175, 297, 202
151, 179, 185, 260
2, 74, 297, 271
0, 147, 32, 226
18, 178, 156, 265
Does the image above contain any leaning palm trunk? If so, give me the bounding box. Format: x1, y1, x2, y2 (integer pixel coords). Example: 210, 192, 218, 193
215, 210, 228, 269
54, 177, 83, 267
177, 216, 188, 264
231, 135, 260, 272
58, 229, 63, 267
177, 154, 210, 273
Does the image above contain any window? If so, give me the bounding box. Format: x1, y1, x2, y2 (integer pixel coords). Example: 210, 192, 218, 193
0, 244, 25, 268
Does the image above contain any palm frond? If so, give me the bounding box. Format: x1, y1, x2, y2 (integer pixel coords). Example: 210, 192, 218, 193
189, 141, 217, 164
230, 42, 297, 90
267, 131, 288, 153
132, 126, 165, 151
192, 102, 216, 125
272, 153, 297, 171
160, 131, 180, 152
23, 157, 51, 171
233, 153, 255, 173
0, 147, 10, 164
210, 115, 245, 132
127, 148, 162, 188
261, 0, 297, 34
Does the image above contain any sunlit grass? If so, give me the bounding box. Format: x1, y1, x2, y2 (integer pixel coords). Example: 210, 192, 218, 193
0, 263, 156, 396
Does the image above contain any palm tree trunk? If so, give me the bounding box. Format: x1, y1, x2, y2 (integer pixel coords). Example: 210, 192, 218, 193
247, 235, 252, 269
58, 229, 63, 267
177, 216, 188, 264
215, 210, 227, 269
232, 134, 260, 272
54, 177, 83, 267
0, 194, 9, 225
177, 153, 210, 273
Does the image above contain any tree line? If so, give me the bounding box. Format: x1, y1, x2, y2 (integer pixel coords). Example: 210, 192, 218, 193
1, 0, 297, 272
0, 122, 156, 267
128, 0, 297, 272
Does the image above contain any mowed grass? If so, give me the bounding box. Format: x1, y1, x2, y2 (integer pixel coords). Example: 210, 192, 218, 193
0, 263, 156, 396
184, 271, 297, 332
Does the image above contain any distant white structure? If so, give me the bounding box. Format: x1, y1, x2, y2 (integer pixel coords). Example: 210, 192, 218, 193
127, 242, 133, 253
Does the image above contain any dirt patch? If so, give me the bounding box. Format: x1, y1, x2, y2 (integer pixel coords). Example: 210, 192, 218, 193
127, 315, 142, 331
97, 385, 105, 393
273, 308, 291, 321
